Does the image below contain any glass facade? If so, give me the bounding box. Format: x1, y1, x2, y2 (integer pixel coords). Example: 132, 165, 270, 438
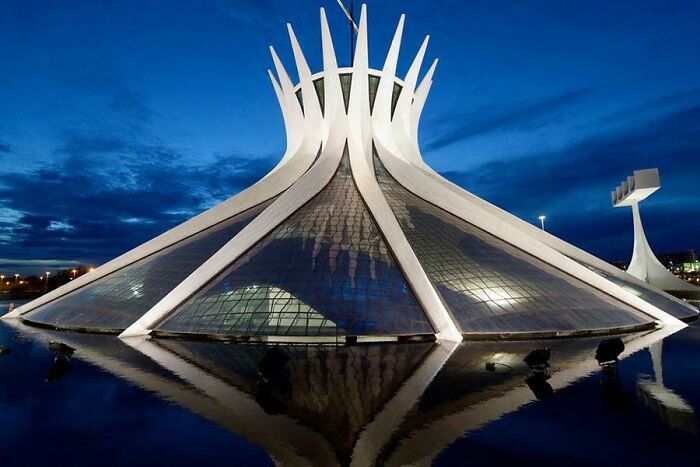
374, 152, 651, 334
294, 73, 403, 116
23, 201, 272, 332
572, 258, 698, 320
157, 148, 433, 337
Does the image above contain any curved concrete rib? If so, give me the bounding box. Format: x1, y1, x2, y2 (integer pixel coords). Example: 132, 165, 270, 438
374, 145, 685, 328
120, 10, 352, 337
319, 7, 343, 145
119, 125, 347, 338
372, 14, 405, 131
393, 35, 429, 147
348, 134, 462, 342
345, 6, 459, 342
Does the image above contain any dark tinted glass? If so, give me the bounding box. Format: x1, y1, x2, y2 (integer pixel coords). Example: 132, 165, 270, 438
23, 201, 272, 332
154, 340, 434, 456
339, 73, 352, 111
374, 152, 650, 334
391, 82, 402, 119
368, 75, 380, 113
157, 148, 433, 337
304, 73, 402, 116
313, 77, 325, 114
573, 258, 698, 320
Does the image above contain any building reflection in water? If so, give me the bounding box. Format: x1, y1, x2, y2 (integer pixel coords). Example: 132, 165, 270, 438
7, 321, 689, 466
636, 340, 697, 433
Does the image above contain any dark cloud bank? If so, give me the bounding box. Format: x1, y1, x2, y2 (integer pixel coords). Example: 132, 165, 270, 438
0, 131, 274, 272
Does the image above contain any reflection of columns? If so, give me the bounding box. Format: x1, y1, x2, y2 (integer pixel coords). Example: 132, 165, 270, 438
124, 337, 338, 466
637, 339, 696, 433
649, 340, 663, 386
385, 326, 682, 466
351, 341, 458, 467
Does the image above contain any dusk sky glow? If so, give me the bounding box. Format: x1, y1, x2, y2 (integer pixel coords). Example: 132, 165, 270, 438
1, 0, 699, 275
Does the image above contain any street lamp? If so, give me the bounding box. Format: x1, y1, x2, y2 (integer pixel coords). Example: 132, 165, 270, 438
538, 215, 546, 231
14, 274, 19, 283
44, 271, 50, 292
71, 269, 77, 280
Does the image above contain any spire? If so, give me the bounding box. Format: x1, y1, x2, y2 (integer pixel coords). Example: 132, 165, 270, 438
269, 46, 294, 95
269, 46, 304, 154
348, 4, 370, 145
410, 59, 438, 144
393, 35, 429, 136
287, 23, 323, 123
373, 14, 404, 123
320, 7, 343, 125
320, 7, 339, 72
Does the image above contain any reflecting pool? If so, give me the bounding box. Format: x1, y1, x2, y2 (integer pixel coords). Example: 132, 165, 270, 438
2, 300, 700, 466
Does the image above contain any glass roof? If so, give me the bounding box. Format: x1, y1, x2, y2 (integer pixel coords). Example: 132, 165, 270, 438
23, 201, 272, 332
157, 146, 433, 337
374, 150, 652, 335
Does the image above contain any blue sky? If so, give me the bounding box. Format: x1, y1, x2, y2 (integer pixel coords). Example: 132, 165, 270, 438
1, 0, 699, 275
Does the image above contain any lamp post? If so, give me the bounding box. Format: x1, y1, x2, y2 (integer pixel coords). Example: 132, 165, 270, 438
538, 215, 546, 231
44, 271, 50, 292
0, 275, 4, 289
71, 269, 77, 280
14, 274, 19, 283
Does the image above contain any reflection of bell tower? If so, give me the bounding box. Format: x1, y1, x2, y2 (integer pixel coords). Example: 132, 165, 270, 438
612, 168, 700, 295
636, 341, 696, 433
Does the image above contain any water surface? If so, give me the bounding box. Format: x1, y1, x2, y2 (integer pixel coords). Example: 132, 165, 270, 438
1, 301, 699, 466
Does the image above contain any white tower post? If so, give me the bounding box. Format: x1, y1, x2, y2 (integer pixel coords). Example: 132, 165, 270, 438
612, 168, 699, 294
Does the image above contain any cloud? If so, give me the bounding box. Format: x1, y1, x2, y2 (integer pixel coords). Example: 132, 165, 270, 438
438, 103, 700, 260
424, 89, 593, 151
0, 128, 275, 272
46, 220, 75, 232
0, 140, 12, 153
